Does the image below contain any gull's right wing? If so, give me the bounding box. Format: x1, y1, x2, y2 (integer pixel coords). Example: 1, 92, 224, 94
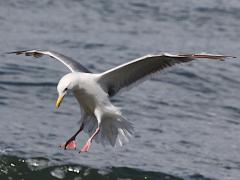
98, 53, 235, 97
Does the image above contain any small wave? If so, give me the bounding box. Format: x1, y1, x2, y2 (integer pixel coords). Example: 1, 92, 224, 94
0, 155, 185, 180
195, 6, 240, 19
0, 155, 218, 180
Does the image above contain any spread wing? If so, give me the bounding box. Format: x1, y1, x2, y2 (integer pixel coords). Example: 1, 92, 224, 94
7, 50, 91, 73
98, 53, 235, 97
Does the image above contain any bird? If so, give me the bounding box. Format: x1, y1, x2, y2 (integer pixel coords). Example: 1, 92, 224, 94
8, 50, 235, 153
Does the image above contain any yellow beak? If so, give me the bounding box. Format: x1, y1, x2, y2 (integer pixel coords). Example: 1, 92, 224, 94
56, 95, 64, 109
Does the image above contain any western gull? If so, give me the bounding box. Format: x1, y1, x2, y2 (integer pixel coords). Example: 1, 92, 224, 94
8, 50, 235, 152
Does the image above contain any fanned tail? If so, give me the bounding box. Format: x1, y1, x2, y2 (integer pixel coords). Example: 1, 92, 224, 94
99, 115, 133, 146
82, 114, 133, 147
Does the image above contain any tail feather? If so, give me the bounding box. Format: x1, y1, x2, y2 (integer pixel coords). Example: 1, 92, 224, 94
99, 115, 133, 147
82, 114, 133, 147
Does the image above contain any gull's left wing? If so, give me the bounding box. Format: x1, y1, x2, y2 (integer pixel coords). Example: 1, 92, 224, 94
98, 53, 235, 97
7, 50, 91, 73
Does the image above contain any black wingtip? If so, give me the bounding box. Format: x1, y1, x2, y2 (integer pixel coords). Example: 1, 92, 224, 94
5, 50, 27, 55
4, 50, 44, 58
221, 55, 237, 59
5, 51, 16, 54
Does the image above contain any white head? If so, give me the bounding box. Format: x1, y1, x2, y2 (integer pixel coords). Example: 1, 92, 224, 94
56, 73, 79, 108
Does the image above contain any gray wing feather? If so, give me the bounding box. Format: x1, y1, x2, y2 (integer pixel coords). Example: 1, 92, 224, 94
7, 50, 90, 73
98, 53, 234, 97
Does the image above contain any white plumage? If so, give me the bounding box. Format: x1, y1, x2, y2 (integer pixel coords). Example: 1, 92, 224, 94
8, 50, 235, 152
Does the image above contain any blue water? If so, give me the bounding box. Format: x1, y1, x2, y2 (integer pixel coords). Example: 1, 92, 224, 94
0, 0, 240, 180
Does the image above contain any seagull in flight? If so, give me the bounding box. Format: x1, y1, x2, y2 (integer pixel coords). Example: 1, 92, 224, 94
8, 50, 234, 153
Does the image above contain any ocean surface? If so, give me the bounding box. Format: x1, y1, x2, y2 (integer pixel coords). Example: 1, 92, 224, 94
0, 0, 240, 179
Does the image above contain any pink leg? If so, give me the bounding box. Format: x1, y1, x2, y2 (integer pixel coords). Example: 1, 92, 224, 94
79, 127, 100, 153
59, 124, 84, 150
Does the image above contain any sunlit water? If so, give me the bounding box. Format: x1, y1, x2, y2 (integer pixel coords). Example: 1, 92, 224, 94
0, 0, 240, 180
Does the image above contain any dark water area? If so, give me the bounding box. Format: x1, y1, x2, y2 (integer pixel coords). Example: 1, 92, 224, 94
1, 0, 240, 180
0, 155, 183, 180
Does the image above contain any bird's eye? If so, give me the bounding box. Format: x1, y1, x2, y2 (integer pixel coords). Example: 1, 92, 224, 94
64, 88, 68, 92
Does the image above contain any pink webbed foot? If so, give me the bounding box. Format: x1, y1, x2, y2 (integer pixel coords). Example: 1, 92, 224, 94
59, 139, 77, 150
79, 127, 100, 153
79, 140, 92, 153
59, 124, 84, 150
